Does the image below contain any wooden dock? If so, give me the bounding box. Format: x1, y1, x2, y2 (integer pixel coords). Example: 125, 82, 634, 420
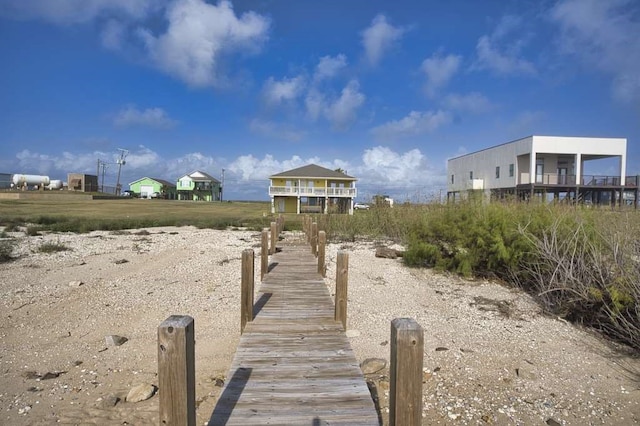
209, 237, 379, 425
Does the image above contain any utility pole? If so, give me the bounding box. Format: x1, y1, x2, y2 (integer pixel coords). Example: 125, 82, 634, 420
115, 148, 128, 196
220, 168, 225, 202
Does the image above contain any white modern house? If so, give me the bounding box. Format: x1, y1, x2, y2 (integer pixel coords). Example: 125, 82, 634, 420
447, 135, 637, 206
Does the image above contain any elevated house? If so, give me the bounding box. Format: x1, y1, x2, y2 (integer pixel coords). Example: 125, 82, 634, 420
176, 170, 221, 201
447, 135, 637, 206
269, 164, 357, 214
129, 177, 177, 199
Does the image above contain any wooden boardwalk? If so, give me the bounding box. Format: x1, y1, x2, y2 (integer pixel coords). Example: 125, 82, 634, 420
209, 236, 379, 425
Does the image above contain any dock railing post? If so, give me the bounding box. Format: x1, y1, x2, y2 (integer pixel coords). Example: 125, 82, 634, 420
241, 249, 254, 334
335, 251, 348, 330
261, 229, 268, 280
158, 315, 196, 426
389, 318, 424, 426
270, 221, 277, 255
318, 230, 326, 277
311, 222, 318, 256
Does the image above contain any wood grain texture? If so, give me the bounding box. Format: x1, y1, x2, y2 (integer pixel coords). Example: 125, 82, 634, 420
241, 249, 254, 334
209, 241, 378, 425
389, 318, 424, 426
158, 315, 196, 426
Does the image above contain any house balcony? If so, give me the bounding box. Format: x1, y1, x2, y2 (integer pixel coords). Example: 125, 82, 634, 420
269, 186, 357, 197
519, 173, 625, 187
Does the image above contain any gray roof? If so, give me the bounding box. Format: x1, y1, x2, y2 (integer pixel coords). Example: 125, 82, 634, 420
270, 164, 356, 180
179, 170, 221, 183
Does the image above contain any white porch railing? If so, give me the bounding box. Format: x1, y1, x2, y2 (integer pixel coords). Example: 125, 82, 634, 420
269, 186, 357, 197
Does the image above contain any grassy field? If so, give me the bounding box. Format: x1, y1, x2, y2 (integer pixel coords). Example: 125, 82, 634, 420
0, 198, 280, 232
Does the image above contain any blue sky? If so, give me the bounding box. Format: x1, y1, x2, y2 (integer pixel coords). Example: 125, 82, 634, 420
1, 0, 639, 201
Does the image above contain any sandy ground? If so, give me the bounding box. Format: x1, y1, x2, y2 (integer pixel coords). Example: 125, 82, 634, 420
0, 226, 638, 425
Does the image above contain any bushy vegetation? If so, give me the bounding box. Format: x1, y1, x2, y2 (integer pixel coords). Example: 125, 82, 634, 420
318, 201, 640, 350
0, 239, 15, 262
37, 241, 72, 253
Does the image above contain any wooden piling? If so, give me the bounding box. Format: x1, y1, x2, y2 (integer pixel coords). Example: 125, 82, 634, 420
270, 221, 277, 255
389, 318, 424, 426
311, 222, 318, 256
241, 249, 254, 334
158, 315, 195, 426
318, 230, 326, 277
261, 229, 268, 280
335, 251, 348, 330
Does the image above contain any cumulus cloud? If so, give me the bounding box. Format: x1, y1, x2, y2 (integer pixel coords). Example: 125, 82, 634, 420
550, 0, 640, 104
324, 80, 366, 130
302, 81, 365, 130
314, 54, 347, 81
421, 52, 462, 97
361, 14, 405, 66
371, 110, 452, 140
113, 105, 177, 128
472, 15, 536, 76
443, 92, 493, 114
4, 144, 449, 201
249, 119, 306, 142
0, 0, 163, 24
101, 19, 127, 50
137, 0, 270, 88
262, 76, 306, 105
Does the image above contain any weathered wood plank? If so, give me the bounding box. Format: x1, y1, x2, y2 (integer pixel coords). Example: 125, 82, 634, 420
209, 241, 378, 425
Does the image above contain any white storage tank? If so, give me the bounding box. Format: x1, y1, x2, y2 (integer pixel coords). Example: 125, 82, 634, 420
46, 180, 63, 190
12, 174, 51, 186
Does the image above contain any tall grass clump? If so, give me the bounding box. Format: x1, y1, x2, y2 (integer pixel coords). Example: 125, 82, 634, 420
516, 209, 640, 349
400, 200, 639, 349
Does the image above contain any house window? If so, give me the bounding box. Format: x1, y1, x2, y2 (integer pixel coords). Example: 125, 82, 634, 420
469, 171, 473, 180
495, 166, 500, 179
509, 164, 514, 177
451, 174, 454, 184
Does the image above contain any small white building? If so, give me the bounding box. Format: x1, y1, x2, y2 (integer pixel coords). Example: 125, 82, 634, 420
447, 135, 637, 206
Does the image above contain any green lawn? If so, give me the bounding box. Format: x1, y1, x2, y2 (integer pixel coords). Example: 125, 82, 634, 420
0, 198, 281, 232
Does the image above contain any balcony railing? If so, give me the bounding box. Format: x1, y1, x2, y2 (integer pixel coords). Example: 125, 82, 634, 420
269, 186, 357, 197
519, 173, 626, 186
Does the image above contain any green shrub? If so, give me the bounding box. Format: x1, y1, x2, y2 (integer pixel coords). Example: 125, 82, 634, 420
0, 239, 15, 262
26, 226, 43, 236
37, 241, 71, 253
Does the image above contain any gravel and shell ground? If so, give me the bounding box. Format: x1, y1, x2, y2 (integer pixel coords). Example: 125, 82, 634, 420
1, 226, 638, 425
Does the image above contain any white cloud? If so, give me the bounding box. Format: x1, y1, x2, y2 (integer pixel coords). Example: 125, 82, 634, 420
5, 145, 448, 201
371, 110, 452, 140
138, 0, 270, 88
551, 0, 640, 103
361, 14, 405, 66
0, 0, 163, 24
443, 92, 493, 114
324, 80, 366, 130
249, 119, 306, 142
101, 19, 127, 50
303, 81, 365, 130
113, 105, 177, 128
472, 15, 536, 76
314, 54, 347, 81
421, 52, 462, 97
359, 146, 425, 182
262, 76, 306, 105
305, 89, 325, 121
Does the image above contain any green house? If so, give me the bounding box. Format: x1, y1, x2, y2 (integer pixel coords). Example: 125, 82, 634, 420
176, 170, 222, 201
128, 177, 177, 199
